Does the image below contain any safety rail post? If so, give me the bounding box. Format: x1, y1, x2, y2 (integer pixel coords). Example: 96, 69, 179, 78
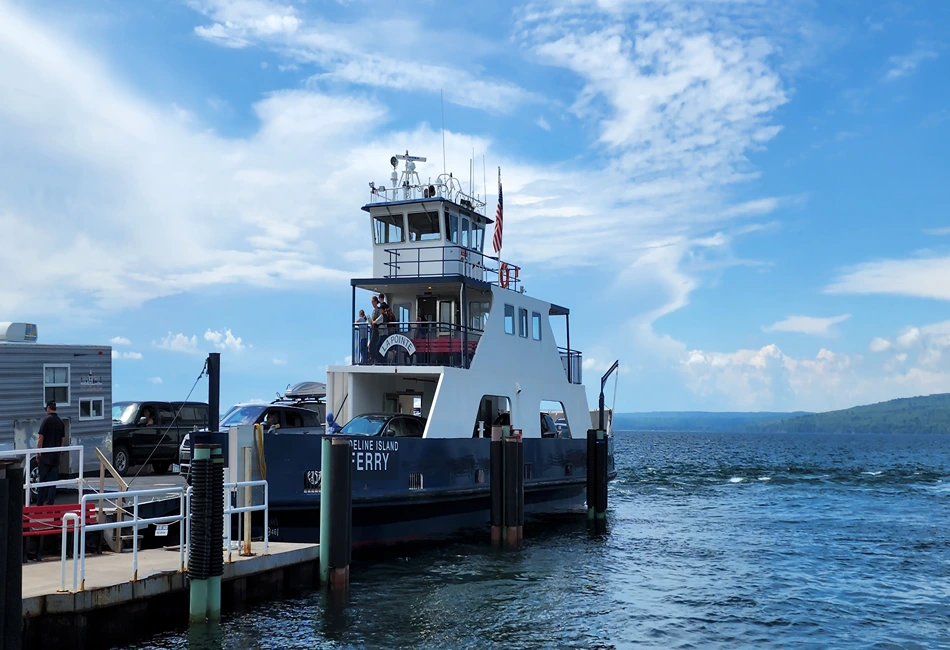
59, 513, 80, 592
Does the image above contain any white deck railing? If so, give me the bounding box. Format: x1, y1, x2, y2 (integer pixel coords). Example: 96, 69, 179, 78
0, 445, 85, 505
224, 480, 270, 562
54, 480, 269, 592
61, 487, 188, 592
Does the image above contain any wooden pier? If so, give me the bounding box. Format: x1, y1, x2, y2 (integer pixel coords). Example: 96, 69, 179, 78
21, 542, 319, 649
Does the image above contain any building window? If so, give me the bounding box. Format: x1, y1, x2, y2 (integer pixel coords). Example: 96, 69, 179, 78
519, 308, 528, 338
407, 211, 441, 242
43, 364, 70, 406
373, 214, 405, 244
79, 398, 105, 421
504, 304, 515, 335
532, 312, 542, 340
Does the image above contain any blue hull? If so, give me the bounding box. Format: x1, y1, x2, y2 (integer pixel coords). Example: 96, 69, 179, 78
257, 435, 611, 546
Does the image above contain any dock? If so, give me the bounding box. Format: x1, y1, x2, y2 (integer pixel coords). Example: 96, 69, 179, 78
21, 542, 319, 649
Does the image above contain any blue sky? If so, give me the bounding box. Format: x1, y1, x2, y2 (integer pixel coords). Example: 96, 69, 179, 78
1, 0, 948, 413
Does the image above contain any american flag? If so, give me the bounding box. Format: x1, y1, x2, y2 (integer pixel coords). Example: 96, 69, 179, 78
492, 168, 503, 254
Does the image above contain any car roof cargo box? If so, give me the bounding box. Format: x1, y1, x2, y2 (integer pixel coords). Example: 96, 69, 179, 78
284, 381, 327, 400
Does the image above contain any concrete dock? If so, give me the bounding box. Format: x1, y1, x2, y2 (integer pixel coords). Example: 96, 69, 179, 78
21, 542, 319, 649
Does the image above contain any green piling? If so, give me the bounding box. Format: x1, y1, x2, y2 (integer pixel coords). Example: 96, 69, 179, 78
189, 445, 211, 623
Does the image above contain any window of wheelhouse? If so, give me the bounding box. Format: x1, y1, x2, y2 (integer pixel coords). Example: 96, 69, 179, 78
373, 214, 405, 244
532, 312, 542, 340
470, 300, 491, 330
504, 304, 515, 335
471, 219, 485, 252
444, 210, 459, 244
460, 215, 471, 249
518, 308, 528, 338
407, 210, 441, 242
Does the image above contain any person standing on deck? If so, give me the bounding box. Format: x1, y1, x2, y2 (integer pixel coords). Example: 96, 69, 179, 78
356, 309, 369, 364
36, 400, 65, 505
370, 296, 383, 364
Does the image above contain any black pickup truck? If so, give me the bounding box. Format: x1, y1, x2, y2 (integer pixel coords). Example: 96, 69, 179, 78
111, 401, 209, 476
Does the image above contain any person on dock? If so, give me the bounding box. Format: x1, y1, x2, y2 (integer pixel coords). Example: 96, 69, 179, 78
36, 400, 65, 505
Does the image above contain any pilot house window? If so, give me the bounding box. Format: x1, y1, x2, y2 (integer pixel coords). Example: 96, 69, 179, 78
504, 305, 515, 335
408, 211, 441, 242
445, 211, 459, 244
374, 214, 405, 244
532, 312, 542, 340
519, 308, 528, 338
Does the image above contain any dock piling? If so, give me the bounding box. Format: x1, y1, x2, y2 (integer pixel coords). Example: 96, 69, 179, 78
503, 428, 524, 548
1, 460, 24, 650
586, 429, 608, 527
320, 436, 352, 590
490, 425, 503, 546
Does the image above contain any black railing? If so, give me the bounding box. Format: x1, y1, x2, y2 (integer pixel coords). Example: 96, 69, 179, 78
559, 347, 583, 385
384, 245, 522, 291
352, 321, 483, 369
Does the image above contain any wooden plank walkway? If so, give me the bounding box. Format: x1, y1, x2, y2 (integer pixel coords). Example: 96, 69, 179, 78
22, 542, 318, 616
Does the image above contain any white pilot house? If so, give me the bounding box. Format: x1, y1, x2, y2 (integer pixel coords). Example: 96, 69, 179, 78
327, 152, 586, 440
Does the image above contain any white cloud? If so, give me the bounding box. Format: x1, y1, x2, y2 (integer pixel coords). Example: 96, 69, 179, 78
763, 314, 851, 337
826, 256, 950, 301
148, 376, 163, 384
190, 0, 532, 113
154, 332, 199, 354
884, 46, 938, 81
272, 358, 287, 366
111, 350, 143, 360
204, 328, 245, 352
110, 336, 131, 346
869, 337, 892, 353
536, 116, 551, 131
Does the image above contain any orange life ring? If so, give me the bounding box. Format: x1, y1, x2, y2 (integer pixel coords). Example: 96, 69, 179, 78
499, 262, 510, 288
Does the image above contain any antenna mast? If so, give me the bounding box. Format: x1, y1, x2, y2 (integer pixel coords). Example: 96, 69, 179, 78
440, 89, 446, 177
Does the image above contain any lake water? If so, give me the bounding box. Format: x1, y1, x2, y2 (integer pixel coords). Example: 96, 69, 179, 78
129, 432, 950, 649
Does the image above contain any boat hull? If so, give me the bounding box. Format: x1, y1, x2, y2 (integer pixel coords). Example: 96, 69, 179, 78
255, 435, 613, 546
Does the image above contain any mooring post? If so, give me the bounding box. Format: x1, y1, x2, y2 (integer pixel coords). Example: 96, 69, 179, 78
208, 444, 224, 621
320, 436, 352, 589
586, 429, 597, 521
489, 425, 503, 546
189, 444, 212, 624
0, 459, 24, 650
319, 436, 332, 585
503, 427, 523, 549
328, 437, 352, 590
595, 429, 608, 521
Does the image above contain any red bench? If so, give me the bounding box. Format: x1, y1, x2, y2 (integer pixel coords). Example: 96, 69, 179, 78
412, 338, 478, 355
23, 502, 100, 562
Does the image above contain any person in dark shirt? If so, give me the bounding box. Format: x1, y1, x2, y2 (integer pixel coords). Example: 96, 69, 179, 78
36, 400, 65, 505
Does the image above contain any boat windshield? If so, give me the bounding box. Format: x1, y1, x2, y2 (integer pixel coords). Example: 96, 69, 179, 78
339, 415, 389, 436
220, 405, 264, 427
112, 402, 140, 424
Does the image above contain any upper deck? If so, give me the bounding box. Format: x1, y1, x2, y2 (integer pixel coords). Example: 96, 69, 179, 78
363, 153, 520, 289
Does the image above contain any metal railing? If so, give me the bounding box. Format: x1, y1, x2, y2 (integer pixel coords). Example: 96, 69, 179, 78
383, 245, 522, 291
223, 480, 270, 562
559, 347, 583, 385
65, 487, 188, 591
0, 445, 85, 506
353, 321, 482, 368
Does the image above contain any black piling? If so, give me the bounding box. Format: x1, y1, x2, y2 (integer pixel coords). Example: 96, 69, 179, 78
207, 352, 220, 433
503, 428, 524, 548
1, 460, 24, 650
320, 437, 352, 590
189, 439, 224, 623
586, 429, 608, 525
489, 426, 503, 546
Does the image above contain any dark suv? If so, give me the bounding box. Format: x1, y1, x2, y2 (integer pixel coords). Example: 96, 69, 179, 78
111, 401, 209, 476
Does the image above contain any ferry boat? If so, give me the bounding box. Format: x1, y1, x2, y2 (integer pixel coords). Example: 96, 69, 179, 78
255, 152, 616, 546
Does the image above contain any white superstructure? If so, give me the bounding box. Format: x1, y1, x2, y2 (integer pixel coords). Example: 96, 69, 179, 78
326, 153, 587, 439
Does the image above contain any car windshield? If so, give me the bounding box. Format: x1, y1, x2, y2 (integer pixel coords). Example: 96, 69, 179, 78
112, 402, 139, 424
220, 405, 264, 427
339, 415, 389, 436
